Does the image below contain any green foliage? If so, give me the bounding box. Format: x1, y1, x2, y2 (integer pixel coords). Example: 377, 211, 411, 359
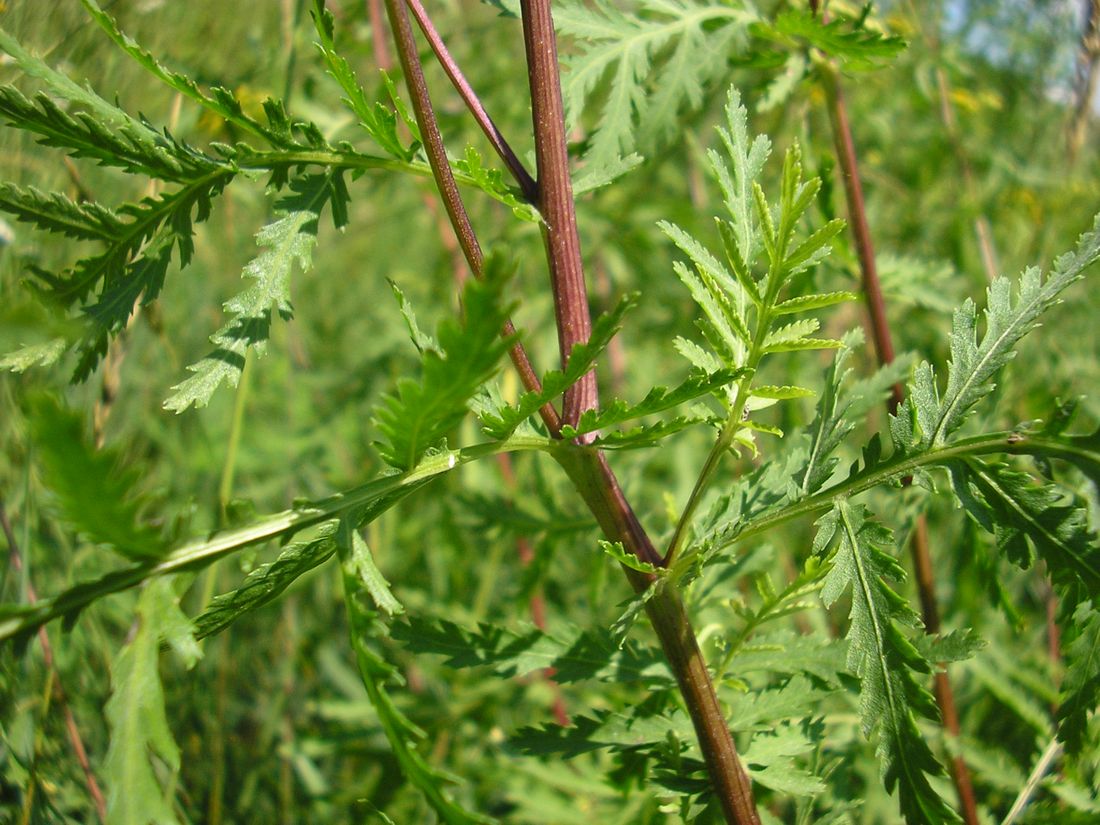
2, 2, 1100, 824
815, 502, 959, 824
897, 217, 1100, 452
27, 394, 163, 561
554, 0, 754, 164
165, 172, 343, 411
104, 579, 198, 825
374, 254, 516, 469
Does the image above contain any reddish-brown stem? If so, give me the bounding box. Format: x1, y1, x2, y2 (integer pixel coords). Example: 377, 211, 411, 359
519, 0, 597, 429
404, 0, 538, 202
818, 60, 980, 825
1, 502, 107, 822
384, 1, 761, 818
367, 0, 393, 70
381, 0, 561, 434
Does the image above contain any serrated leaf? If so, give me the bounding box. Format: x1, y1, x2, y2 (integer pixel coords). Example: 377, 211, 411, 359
556, 0, 754, 166
0, 181, 123, 240
476, 293, 636, 438
193, 522, 339, 639
105, 579, 197, 825
901, 216, 1100, 450
817, 502, 960, 824
772, 289, 856, 315
560, 368, 742, 438
511, 706, 693, 758
454, 145, 540, 222
949, 459, 1100, 598
29, 394, 163, 560
165, 173, 339, 412
340, 564, 494, 824
600, 540, 663, 575
1058, 601, 1100, 753
338, 518, 403, 617
390, 615, 669, 686
311, 1, 412, 159
0, 338, 67, 373
375, 255, 515, 468
762, 10, 906, 70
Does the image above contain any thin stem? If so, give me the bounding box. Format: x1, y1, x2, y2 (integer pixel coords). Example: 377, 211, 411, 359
519, 0, 598, 429
818, 48, 979, 824
218, 349, 253, 524
404, 0, 538, 201
381, 0, 561, 434
1001, 737, 1063, 825
1, 502, 107, 822
513, 1, 760, 814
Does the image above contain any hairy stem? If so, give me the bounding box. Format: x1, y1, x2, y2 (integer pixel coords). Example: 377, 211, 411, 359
818, 57, 980, 825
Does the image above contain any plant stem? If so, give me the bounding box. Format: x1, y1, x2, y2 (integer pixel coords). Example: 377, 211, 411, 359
381, 0, 560, 434
818, 56, 980, 825
519, 0, 597, 429
1001, 736, 1063, 825
404, 0, 538, 201
1, 501, 107, 822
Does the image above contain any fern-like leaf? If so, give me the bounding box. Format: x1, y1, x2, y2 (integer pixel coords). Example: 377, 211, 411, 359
475, 293, 636, 438
900, 215, 1100, 450
948, 458, 1100, 598
1057, 601, 1100, 754
193, 521, 340, 639
816, 502, 960, 824
105, 579, 199, 825
556, 0, 753, 165
29, 394, 164, 561
165, 172, 343, 411
375, 254, 515, 468
337, 521, 492, 825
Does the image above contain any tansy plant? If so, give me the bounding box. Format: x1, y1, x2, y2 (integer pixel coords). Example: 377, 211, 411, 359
0, 2, 1098, 824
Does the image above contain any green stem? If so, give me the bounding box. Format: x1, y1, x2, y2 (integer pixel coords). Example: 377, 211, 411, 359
218, 348, 253, 525
0, 435, 550, 643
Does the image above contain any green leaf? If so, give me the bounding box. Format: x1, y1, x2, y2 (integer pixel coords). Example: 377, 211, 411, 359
390, 615, 670, 686
761, 10, 906, 70
556, 0, 754, 165
165, 172, 339, 412
310, 0, 412, 159
0, 339, 67, 373
949, 459, 1100, 598
105, 579, 197, 825
375, 253, 516, 468
338, 542, 494, 824
80, 0, 287, 147
600, 540, 663, 575
193, 522, 339, 639
338, 518, 404, 617
1058, 601, 1100, 753
799, 331, 913, 495
453, 146, 540, 222
772, 289, 856, 316
902, 215, 1100, 449
476, 293, 637, 438
390, 280, 440, 355
511, 707, 693, 758
28, 394, 164, 561
559, 368, 743, 438
743, 723, 825, 795
817, 502, 960, 824
0, 181, 123, 241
